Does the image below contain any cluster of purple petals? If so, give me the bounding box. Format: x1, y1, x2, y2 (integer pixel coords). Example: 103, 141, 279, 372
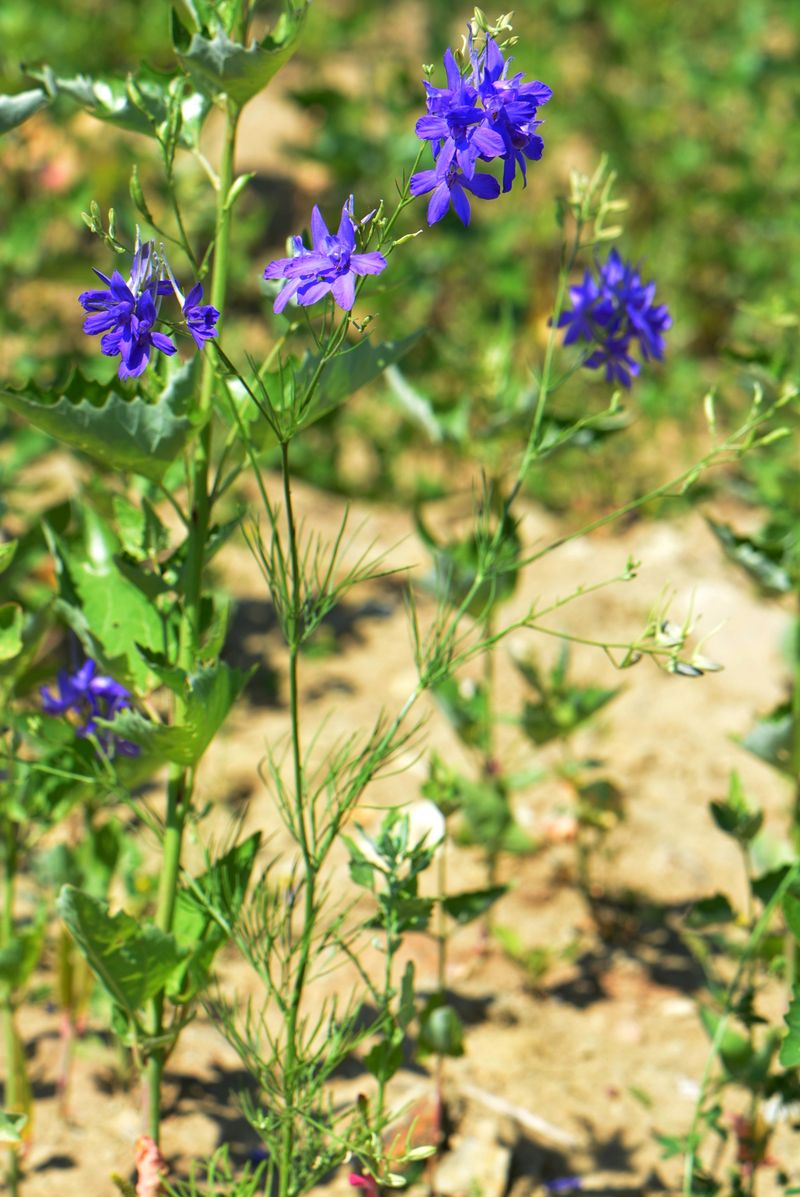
410, 37, 552, 226
557, 248, 672, 387
79, 241, 219, 381
264, 198, 387, 314
41, 659, 139, 757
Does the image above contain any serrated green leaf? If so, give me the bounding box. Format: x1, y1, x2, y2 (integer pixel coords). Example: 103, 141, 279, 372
0, 361, 199, 483
103, 661, 251, 766
27, 65, 210, 146
0, 604, 23, 663
442, 885, 508, 925
0, 88, 47, 133
176, 2, 310, 105
57, 886, 186, 1020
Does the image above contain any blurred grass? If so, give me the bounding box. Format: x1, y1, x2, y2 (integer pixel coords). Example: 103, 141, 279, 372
0, 0, 797, 509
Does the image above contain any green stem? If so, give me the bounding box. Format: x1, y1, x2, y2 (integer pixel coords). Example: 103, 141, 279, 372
278, 439, 316, 1197
145, 96, 241, 1147
682, 861, 800, 1196
2, 824, 20, 1197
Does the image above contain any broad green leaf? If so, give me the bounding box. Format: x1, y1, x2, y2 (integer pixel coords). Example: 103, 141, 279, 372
740, 705, 793, 777
294, 332, 421, 431
0, 604, 23, 662
168, 833, 260, 1000
104, 661, 251, 766
685, 893, 736, 928
698, 1006, 753, 1078
706, 518, 792, 594
363, 1032, 404, 1083
27, 66, 210, 146
46, 518, 170, 691
0, 88, 47, 133
0, 540, 17, 575
442, 885, 508, 926
57, 886, 186, 1020
175, 2, 310, 105
0, 1110, 27, 1144
781, 991, 800, 1067
0, 363, 199, 483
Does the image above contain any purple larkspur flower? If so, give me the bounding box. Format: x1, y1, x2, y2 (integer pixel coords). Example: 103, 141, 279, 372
411, 33, 551, 223
182, 283, 219, 349
557, 248, 672, 388
409, 150, 501, 226
41, 658, 139, 757
470, 36, 552, 192
264, 198, 387, 314
79, 239, 219, 377
79, 241, 177, 381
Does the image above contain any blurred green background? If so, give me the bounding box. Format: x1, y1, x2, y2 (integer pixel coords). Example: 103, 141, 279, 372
1, 0, 797, 508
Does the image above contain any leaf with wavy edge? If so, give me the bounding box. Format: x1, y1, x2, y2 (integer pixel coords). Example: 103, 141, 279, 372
0, 360, 199, 482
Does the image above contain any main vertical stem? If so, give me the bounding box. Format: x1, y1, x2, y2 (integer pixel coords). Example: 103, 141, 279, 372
278, 439, 316, 1197
146, 96, 241, 1145
2, 825, 20, 1197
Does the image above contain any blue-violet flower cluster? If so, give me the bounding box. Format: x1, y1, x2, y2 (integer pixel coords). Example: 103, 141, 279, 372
557, 248, 672, 388
264, 198, 387, 314
410, 36, 552, 226
79, 239, 219, 380
41, 658, 139, 757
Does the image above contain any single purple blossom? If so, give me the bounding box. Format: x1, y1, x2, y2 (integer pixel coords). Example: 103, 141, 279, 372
410, 151, 501, 226
41, 659, 139, 757
182, 283, 220, 349
264, 199, 387, 314
557, 248, 671, 387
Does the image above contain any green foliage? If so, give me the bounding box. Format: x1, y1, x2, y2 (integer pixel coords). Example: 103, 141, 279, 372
515, 644, 620, 746
709, 771, 764, 844
57, 886, 186, 1032
0, 88, 47, 133
0, 361, 200, 484
173, 2, 310, 107
417, 993, 464, 1059
0, 911, 46, 991
106, 661, 251, 767
0, 1111, 26, 1145
0, 604, 23, 663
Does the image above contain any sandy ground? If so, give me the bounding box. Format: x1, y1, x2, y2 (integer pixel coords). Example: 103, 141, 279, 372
8, 472, 798, 1197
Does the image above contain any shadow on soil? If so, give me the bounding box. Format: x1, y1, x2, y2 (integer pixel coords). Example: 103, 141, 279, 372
223, 582, 402, 708
546, 896, 707, 1009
